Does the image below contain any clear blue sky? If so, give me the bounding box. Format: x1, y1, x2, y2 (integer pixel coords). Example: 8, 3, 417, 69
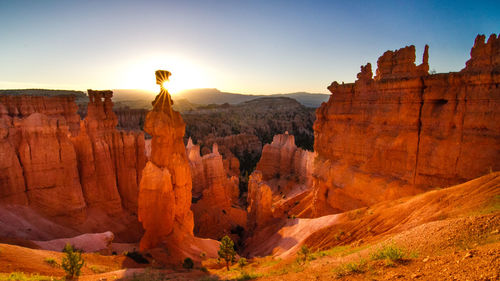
0, 0, 498, 94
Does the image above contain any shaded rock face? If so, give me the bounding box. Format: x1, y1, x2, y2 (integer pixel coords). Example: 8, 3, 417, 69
187, 140, 246, 241
247, 133, 315, 232
0, 92, 146, 230
312, 34, 500, 216
138, 86, 195, 251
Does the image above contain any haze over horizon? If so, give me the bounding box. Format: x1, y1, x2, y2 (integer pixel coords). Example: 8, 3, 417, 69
0, 0, 498, 95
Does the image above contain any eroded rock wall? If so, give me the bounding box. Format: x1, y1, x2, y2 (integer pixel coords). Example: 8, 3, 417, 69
247, 132, 315, 232
0, 91, 146, 226
188, 140, 246, 240
312, 34, 500, 216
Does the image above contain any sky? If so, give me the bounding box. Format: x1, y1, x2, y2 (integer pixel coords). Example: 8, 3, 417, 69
0, 0, 498, 95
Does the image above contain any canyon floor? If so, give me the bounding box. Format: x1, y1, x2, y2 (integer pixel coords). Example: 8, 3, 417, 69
1, 173, 498, 281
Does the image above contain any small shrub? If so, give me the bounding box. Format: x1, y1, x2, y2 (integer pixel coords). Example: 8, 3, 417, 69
333, 259, 367, 278
200, 266, 208, 273
126, 251, 149, 264
238, 257, 248, 268
296, 245, 310, 265
236, 271, 262, 281
370, 243, 405, 263
61, 243, 84, 279
43, 258, 58, 268
89, 265, 106, 273
182, 257, 194, 269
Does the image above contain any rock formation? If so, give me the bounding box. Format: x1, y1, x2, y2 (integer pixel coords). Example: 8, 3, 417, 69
0, 95, 86, 219
247, 132, 315, 232
188, 140, 246, 240
72, 90, 146, 214
0, 91, 146, 240
312, 34, 500, 216
137, 71, 219, 261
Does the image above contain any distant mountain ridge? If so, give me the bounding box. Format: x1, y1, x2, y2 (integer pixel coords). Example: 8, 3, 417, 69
176, 88, 329, 108
0, 88, 330, 108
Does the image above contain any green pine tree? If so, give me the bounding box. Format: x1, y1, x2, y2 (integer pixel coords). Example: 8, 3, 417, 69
61, 243, 84, 279
218, 235, 236, 271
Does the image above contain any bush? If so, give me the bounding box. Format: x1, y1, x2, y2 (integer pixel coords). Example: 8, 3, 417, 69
370, 243, 405, 264
43, 258, 58, 268
61, 243, 84, 279
333, 259, 367, 278
125, 251, 149, 264
238, 257, 248, 268
182, 257, 194, 269
296, 245, 310, 265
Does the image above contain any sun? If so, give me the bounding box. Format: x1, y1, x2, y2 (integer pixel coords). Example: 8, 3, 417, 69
119, 54, 211, 95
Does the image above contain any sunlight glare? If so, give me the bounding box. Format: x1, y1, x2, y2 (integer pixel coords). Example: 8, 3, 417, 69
120, 54, 211, 95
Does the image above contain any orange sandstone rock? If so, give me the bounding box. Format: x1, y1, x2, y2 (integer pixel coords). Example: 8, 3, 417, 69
189, 142, 246, 240
312, 34, 500, 216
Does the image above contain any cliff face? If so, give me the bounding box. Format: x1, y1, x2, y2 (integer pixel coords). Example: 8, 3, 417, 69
72, 90, 146, 214
0, 91, 146, 238
247, 133, 315, 232
312, 34, 500, 216
0, 96, 86, 219
188, 141, 246, 241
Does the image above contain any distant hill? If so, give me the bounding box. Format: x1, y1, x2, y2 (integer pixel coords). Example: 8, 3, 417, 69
0, 89, 88, 104
0, 88, 330, 109
177, 88, 330, 108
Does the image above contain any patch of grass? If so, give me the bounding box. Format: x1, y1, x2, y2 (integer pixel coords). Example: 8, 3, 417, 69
235, 271, 262, 281
256, 257, 281, 268
480, 195, 500, 214
0, 272, 57, 281
88, 265, 106, 274
311, 245, 350, 258
370, 243, 406, 265
130, 268, 168, 281
333, 259, 367, 278
43, 258, 58, 268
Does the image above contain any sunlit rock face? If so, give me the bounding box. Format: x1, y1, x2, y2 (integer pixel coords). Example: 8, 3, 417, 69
188, 140, 246, 241
138, 81, 196, 250
0, 95, 86, 219
72, 90, 146, 214
0, 91, 146, 235
312, 34, 500, 216
246, 132, 315, 233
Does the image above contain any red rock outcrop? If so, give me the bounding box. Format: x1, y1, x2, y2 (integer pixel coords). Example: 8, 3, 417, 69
138, 71, 219, 260
188, 141, 246, 240
71, 90, 146, 214
247, 132, 315, 232
246, 171, 274, 232
0, 95, 86, 219
0, 92, 146, 240
312, 34, 500, 216
0, 95, 81, 135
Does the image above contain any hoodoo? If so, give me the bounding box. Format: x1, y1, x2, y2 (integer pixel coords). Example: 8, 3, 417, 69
137, 70, 219, 261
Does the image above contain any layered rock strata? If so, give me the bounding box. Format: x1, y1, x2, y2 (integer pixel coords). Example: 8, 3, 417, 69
72, 90, 146, 214
312, 34, 500, 215
187, 140, 246, 240
247, 132, 315, 232
0, 91, 146, 233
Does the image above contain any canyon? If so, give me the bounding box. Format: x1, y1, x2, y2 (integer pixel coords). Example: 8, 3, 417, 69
0, 33, 498, 280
